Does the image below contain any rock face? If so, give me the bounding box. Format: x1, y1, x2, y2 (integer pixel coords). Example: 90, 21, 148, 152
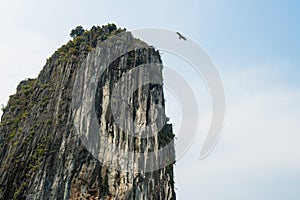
0, 24, 175, 200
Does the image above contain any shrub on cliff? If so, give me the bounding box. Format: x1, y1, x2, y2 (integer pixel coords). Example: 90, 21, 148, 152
70, 26, 85, 38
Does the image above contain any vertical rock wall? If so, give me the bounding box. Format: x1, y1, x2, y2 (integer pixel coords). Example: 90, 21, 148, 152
0, 25, 175, 200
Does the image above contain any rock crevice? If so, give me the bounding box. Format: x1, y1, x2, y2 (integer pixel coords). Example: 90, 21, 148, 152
0, 24, 175, 200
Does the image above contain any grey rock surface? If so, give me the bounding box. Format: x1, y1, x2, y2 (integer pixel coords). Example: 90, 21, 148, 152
0, 25, 175, 200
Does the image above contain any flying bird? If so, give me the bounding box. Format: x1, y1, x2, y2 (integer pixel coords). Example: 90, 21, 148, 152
176, 32, 187, 41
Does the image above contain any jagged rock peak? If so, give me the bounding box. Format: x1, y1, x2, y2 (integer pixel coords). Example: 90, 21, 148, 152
0, 24, 175, 200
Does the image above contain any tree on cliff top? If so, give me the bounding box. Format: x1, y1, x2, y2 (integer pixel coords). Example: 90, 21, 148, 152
70, 26, 85, 38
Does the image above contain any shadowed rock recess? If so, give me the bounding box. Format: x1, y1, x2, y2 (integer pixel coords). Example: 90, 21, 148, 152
0, 24, 176, 200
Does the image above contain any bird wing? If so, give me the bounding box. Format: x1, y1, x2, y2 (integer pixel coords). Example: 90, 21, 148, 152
176, 32, 187, 40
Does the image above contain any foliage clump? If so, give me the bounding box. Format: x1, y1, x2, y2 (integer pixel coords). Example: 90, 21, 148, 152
0, 79, 37, 127
70, 26, 85, 38
53, 23, 125, 64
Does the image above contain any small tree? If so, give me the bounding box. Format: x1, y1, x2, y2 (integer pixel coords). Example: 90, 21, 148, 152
107, 23, 117, 32
70, 26, 85, 38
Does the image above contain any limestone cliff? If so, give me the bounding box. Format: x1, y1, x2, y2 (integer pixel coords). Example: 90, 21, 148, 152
0, 24, 175, 200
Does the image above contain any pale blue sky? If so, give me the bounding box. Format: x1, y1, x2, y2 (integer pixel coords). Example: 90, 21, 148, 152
0, 0, 300, 199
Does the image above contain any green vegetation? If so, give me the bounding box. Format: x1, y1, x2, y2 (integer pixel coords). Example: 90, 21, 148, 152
1, 105, 6, 113
70, 25, 85, 38
13, 182, 27, 199
13, 141, 19, 147
8, 130, 16, 141
1, 78, 37, 144
0, 24, 131, 199
21, 110, 28, 119
37, 144, 46, 155
46, 119, 52, 125
53, 23, 125, 64
28, 163, 39, 172
15, 153, 23, 163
